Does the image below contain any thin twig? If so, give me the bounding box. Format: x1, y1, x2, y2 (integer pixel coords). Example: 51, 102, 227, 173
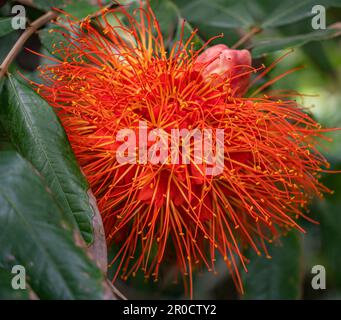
0, 10, 58, 79
231, 27, 261, 49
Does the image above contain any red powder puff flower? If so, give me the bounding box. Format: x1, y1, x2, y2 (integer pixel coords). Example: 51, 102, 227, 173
32, 2, 334, 297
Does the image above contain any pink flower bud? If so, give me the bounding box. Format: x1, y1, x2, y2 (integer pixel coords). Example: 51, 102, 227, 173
195, 44, 252, 96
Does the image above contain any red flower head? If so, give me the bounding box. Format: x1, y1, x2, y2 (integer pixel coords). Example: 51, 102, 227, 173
33, 2, 334, 297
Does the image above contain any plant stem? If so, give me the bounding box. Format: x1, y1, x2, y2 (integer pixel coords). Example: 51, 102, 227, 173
231, 27, 261, 49
0, 10, 58, 80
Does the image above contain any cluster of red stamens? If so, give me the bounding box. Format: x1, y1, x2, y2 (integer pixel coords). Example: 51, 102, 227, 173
32, 2, 333, 296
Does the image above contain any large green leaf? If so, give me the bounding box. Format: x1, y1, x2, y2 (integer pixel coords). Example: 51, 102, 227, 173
0, 268, 30, 300
32, 0, 100, 13
32, 0, 66, 11
62, 0, 99, 19
251, 28, 341, 58
0, 17, 14, 37
173, 0, 255, 30
0, 75, 94, 244
0, 148, 107, 299
261, 0, 341, 28
0, 32, 19, 63
172, 0, 258, 48
38, 25, 69, 60
242, 232, 302, 299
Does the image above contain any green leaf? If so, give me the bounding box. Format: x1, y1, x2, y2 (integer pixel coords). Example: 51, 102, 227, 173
0, 75, 94, 244
242, 232, 302, 299
251, 28, 341, 58
0, 148, 107, 299
171, 0, 258, 48
32, 0, 66, 11
173, 0, 255, 30
261, 0, 341, 28
0, 268, 30, 300
261, 0, 316, 28
0, 32, 19, 63
0, 17, 14, 37
63, 0, 99, 19
32, 0, 100, 13
38, 25, 69, 60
